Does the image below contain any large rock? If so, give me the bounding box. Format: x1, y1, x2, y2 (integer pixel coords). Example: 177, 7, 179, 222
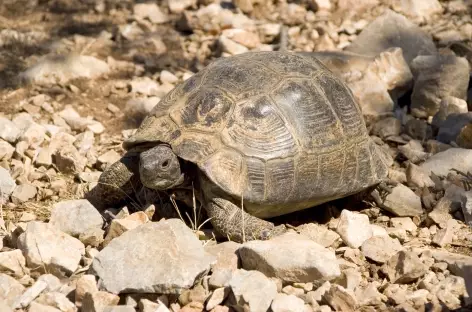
49, 199, 104, 237
228, 269, 277, 312
17, 221, 85, 275
90, 219, 216, 294
238, 232, 341, 283
410, 55, 470, 118
21, 54, 110, 85
345, 10, 436, 65
420, 148, 472, 177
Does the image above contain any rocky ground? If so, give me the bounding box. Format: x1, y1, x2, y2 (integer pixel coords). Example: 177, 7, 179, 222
1, 0, 472, 311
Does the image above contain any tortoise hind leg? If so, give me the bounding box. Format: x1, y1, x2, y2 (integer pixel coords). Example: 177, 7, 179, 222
206, 197, 287, 243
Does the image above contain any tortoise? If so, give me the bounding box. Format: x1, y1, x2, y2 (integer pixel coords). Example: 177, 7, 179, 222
88, 51, 389, 242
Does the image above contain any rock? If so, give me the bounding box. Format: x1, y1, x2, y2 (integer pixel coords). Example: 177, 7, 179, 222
49, 199, 104, 237
205, 287, 229, 311
75, 275, 98, 307
37, 274, 62, 292
390, 217, 417, 233
218, 36, 249, 55
432, 219, 457, 247
204, 241, 240, 272
238, 232, 341, 283
17, 221, 85, 275
178, 285, 208, 306
91, 219, 215, 294
97, 150, 121, 169
390, 0, 442, 22
102, 211, 149, 246
355, 282, 387, 306
420, 148, 472, 177
103, 306, 136, 312
81, 291, 120, 312
54, 145, 87, 174
130, 77, 160, 95
79, 228, 105, 247
361, 235, 403, 264
335, 210, 372, 249
430, 250, 472, 281
0, 117, 20, 143
345, 10, 436, 65
323, 284, 358, 312
296, 223, 340, 248
221, 29, 260, 49
133, 3, 169, 24
168, 0, 196, 13
13, 280, 47, 309
381, 251, 428, 284
428, 197, 453, 227
462, 191, 472, 226
398, 140, 430, 164
406, 163, 434, 188
383, 184, 423, 217
0, 167, 15, 203
35, 292, 76, 312
28, 302, 61, 312
372, 117, 401, 139
11, 184, 36, 204
126, 97, 160, 120
410, 55, 469, 118
432, 97, 468, 128
19, 123, 46, 148
271, 293, 305, 312
208, 269, 233, 289
0, 273, 25, 307
437, 112, 472, 144
228, 269, 277, 312
0, 249, 27, 277
21, 54, 110, 85
0, 300, 13, 312
0, 141, 14, 161
160, 70, 179, 84
333, 268, 362, 292
140, 298, 170, 312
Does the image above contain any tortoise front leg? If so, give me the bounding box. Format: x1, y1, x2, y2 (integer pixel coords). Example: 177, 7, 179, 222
206, 197, 287, 243
85, 153, 142, 211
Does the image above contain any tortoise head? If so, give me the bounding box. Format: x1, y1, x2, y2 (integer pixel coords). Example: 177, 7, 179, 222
139, 144, 185, 191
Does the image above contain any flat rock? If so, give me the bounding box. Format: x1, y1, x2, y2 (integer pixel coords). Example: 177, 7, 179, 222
17, 221, 85, 275
361, 235, 403, 264
11, 184, 37, 204
49, 199, 104, 237
21, 54, 110, 85
345, 10, 436, 65
91, 219, 216, 294
228, 269, 277, 312
238, 232, 341, 283
383, 184, 423, 217
28, 302, 61, 312
270, 293, 305, 312
335, 210, 372, 248
381, 251, 428, 284
13, 280, 47, 309
420, 148, 472, 177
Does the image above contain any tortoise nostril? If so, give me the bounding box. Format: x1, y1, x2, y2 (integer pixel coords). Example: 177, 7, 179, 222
161, 160, 170, 168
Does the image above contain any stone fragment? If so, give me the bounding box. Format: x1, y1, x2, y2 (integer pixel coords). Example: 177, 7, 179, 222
335, 210, 372, 248
383, 184, 423, 217
361, 235, 403, 264
406, 163, 434, 188
17, 221, 85, 275
333, 268, 362, 292
390, 217, 417, 233
323, 284, 358, 312
381, 251, 428, 283
372, 117, 401, 139
37, 274, 61, 292
296, 223, 340, 247
205, 287, 229, 311
103, 211, 149, 246
0, 249, 27, 277
228, 269, 277, 312
91, 219, 215, 294
420, 148, 472, 177
0, 117, 21, 143
13, 280, 47, 309
0, 167, 15, 203
390, 0, 442, 22
133, 3, 169, 24
81, 291, 120, 312
0, 273, 25, 306
271, 293, 305, 312
11, 184, 37, 204
218, 36, 249, 55
49, 199, 104, 237
204, 241, 240, 272
28, 302, 61, 312
432, 219, 457, 247
75, 274, 98, 307
238, 232, 340, 283
0, 141, 14, 161
355, 282, 387, 306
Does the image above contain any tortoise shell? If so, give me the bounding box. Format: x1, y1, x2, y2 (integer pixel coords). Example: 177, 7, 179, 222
124, 51, 388, 218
